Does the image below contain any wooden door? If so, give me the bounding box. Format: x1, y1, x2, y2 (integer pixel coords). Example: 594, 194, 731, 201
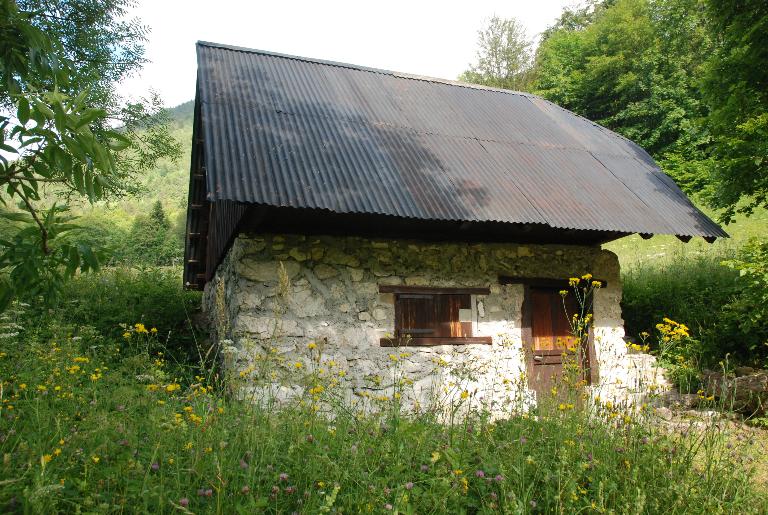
526, 288, 580, 398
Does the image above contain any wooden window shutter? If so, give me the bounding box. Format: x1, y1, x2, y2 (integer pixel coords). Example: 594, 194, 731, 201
384, 289, 489, 346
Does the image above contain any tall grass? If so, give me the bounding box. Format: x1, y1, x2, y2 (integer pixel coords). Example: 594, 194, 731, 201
0, 268, 765, 513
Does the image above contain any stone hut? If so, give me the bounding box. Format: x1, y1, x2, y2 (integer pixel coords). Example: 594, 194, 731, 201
184, 42, 726, 412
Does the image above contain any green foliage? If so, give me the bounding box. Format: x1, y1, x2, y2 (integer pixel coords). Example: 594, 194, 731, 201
459, 16, 534, 91
124, 200, 181, 266
55, 266, 200, 350
0, 0, 180, 311
533, 0, 711, 163
0, 206, 104, 309
621, 241, 768, 368
699, 0, 768, 221
0, 308, 764, 512
720, 239, 768, 362
528, 0, 768, 220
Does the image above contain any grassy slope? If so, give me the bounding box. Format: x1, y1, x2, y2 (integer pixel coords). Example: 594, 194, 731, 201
604, 204, 768, 267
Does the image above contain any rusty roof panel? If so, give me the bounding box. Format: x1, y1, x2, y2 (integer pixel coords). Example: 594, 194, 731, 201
194, 41, 727, 239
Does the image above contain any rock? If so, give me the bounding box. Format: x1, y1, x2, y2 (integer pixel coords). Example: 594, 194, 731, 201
301, 269, 331, 298
288, 248, 308, 261
517, 246, 533, 257
477, 301, 485, 318
661, 392, 701, 410
377, 276, 402, 286
287, 289, 328, 318
311, 247, 325, 261
358, 311, 371, 321
242, 240, 267, 254
349, 268, 364, 282
735, 366, 756, 377
703, 369, 768, 415
372, 308, 387, 321
339, 303, 351, 313
313, 264, 339, 280
236, 315, 304, 338
237, 261, 300, 282
324, 248, 360, 267
405, 276, 427, 286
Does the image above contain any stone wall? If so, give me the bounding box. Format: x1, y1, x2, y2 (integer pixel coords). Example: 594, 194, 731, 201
203, 233, 640, 415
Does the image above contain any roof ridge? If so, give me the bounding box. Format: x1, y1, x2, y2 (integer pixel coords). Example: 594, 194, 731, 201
196, 40, 536, 98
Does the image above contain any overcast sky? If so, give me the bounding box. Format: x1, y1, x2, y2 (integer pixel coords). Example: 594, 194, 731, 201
118, 0, 576, 108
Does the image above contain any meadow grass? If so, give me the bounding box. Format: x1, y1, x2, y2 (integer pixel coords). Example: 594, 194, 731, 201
0, 296, 765, 514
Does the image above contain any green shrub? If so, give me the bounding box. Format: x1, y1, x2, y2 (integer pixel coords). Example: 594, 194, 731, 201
55, 266, 201, 353
721, 239, 768, 365
622, 240, 768, 367
621, 249, 740, 366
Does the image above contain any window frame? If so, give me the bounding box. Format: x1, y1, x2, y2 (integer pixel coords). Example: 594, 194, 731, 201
378, 285, 492, 347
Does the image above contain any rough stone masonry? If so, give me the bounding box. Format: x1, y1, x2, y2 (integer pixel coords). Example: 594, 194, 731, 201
203, 233, 649, 416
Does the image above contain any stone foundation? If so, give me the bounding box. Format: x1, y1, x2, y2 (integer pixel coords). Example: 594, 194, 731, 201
204, 233, 645, 415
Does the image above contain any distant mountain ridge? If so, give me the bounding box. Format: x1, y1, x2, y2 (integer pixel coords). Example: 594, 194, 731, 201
168, 100, 194, 128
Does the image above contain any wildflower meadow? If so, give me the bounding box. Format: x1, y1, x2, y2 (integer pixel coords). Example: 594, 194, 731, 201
0, 269, 765, 513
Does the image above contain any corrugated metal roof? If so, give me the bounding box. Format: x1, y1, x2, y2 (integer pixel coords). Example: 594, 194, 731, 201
194, 41, 727, 239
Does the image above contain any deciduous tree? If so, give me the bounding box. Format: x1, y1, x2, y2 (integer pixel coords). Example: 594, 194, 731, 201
0, 0, 180, 309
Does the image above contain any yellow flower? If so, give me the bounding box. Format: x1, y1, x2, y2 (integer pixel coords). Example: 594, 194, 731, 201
568, 277, 580, 287
150, 327, 158, 334
42, 454, 53, 464
581, 273, 593, 281
146, 384, 159, 392
591, 280, 602, 288
453, 469, 463, 476
559, 290, 568, 296
430, 451, 441, 463
134, 323, 148, 334
19, 383, 26, 390
165, 383, 181, 393
307, 342, 317, 350
460, 390, 469, 400
123, 332, 131, 339
73, 357, 90, 363
294, 362, 303, 369
184, 442, 193, 450
183, 406, 193, 413
91, 455, 100, 464
53, 448, 61, 456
